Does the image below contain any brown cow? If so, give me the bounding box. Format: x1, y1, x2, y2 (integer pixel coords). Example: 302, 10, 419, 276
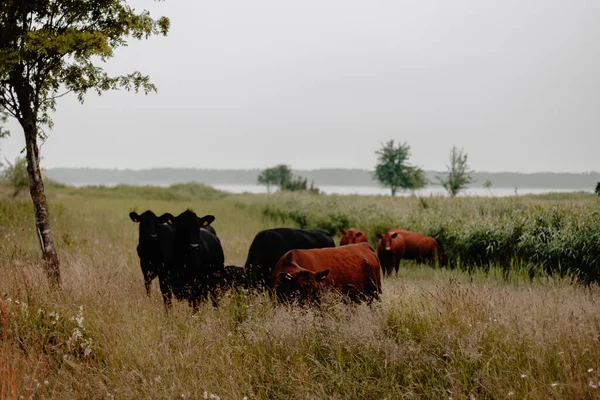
269, 242, 382, 303
339, 228, 368, 246
376, 230, 406, 276
391, 229, 440, 265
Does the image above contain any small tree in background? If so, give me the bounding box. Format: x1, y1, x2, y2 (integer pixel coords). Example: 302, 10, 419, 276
437, 146, 474, 197
257, 167, 278, 194
3, 156, 28, 198
483, 179, 493, 195
257, 164, 320, 194
374, 140, 426, 196
595, 182, 600, 197
257, 164, 293, 192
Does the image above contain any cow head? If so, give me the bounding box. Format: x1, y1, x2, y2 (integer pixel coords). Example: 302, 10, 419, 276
339, 228, 367, 246
130, 210, 160, 244
273, 262, 330, 302
167, 209, 216, 265
376, 231, 400, 252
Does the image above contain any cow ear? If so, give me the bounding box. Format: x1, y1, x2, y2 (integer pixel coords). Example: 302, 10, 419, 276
391, 232, 398, 239
315, 269, 330, 282
356, 232, 363, 237
129, 212, 140, 223
199, 215, 215, 227
339, 228, 346, 235
158, 213, 174, 225
376, 233, 382, 240
278, 272, 293, 282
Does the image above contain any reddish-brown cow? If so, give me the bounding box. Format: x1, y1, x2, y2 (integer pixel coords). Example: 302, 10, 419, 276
338, 228, 369, 246
269, 242, 382, 303
376, 230, 406, 276
391, 229, 440, 265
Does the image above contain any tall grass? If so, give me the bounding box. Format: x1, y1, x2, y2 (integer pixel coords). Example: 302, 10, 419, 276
1, 183, 600, 398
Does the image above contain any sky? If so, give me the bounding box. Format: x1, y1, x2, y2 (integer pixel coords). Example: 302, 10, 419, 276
2, 0, 599, 173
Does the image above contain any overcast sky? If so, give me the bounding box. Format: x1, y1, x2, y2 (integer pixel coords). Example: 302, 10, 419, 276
2, 0, 599, 172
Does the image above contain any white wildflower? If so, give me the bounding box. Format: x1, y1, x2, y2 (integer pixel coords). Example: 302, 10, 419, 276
588, 368, 594, 373
507, 392, 514, 396
550, 382, 559, 387
71, 328, 83, 341
209, 394, 220, 400
589, 380, 597, 389
520, 374, 527, 378
82, 338, 93, 358
203, 391, 208, 399
44, 381, 49, 386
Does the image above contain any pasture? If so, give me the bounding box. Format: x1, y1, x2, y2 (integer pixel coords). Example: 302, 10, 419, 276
1, 182, 599, 399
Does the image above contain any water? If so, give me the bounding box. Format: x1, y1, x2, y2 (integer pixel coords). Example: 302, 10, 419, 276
68, 181, 591, 197
212, 184, 589, 197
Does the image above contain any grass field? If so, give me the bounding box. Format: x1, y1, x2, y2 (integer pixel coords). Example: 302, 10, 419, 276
1, 183, 600, 399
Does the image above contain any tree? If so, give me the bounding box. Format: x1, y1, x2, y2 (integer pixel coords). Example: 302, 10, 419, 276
0, 1, 169, 287
3, 156, 28, 198
373, 140, 426, 196
483, 179, 492, 195
595, 182, 600, 197
437, 146, 475, 197
257, 164, 320, 194
257, 164, 293, 192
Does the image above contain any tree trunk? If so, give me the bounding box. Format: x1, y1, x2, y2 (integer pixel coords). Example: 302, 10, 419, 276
391, 187, 397, 197
22, 121, 61, 288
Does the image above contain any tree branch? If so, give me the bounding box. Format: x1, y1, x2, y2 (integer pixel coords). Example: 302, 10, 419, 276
46, 89, 72, 102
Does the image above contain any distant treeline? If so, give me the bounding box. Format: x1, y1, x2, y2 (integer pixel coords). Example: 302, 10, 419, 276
44, 167, 600, 189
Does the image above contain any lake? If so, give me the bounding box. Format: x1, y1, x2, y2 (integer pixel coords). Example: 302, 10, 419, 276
212, 184, 590, 197
69, 181, 592, 197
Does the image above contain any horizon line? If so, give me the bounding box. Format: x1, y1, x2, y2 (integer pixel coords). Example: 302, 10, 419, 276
42, 166, 600, 175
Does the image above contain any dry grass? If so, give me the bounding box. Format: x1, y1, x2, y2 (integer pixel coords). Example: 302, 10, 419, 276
1, 185, 600, 399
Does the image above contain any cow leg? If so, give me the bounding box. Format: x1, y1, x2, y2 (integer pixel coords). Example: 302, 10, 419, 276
209, 287, 219, 308
189, 297, 198, 313
158, 275, 172, 311
144, 270, 158, 296
141, 260, 155, 296
394, 257, 401, 275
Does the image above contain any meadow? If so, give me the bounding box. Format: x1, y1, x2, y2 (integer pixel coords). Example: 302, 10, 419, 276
1, 182, 600, 399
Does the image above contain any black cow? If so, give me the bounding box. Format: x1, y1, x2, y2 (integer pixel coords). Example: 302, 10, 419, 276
130, 210, 217, 298
243, 228, 335, 288
159, 210, 225, 309
129, 210, 165, 296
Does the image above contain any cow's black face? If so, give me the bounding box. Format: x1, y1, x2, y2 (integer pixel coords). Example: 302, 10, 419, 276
172, 210, 216, 267
130, 210, 160, 245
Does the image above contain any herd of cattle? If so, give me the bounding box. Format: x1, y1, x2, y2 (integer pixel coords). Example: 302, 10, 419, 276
129, 209, 441, 310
